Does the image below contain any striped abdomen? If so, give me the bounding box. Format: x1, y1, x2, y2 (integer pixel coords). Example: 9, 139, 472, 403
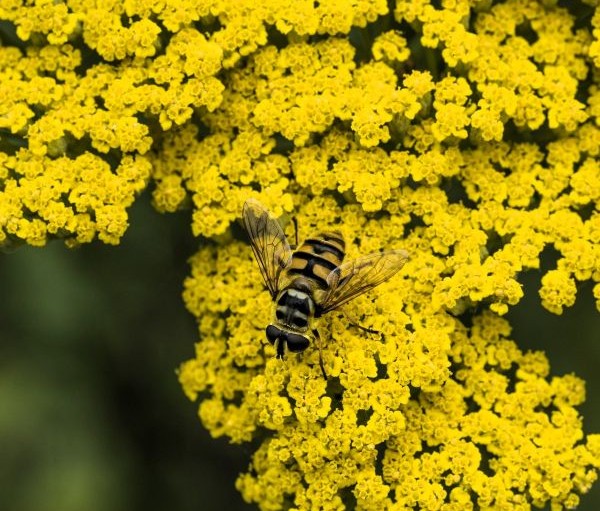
286, 232, 346, 289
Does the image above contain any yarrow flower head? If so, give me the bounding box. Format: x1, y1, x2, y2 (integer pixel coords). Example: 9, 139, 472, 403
1, 0, 599, 509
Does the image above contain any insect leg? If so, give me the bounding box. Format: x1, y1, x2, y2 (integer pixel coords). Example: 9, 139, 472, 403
352, 323, 380, 335
292, 216, 299, 248
312, 328, 328, 380
348, 321, 386, 342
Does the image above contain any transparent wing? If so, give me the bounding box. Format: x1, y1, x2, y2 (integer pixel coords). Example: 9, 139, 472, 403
318, 249, 409, 315
242, 199, 292, 299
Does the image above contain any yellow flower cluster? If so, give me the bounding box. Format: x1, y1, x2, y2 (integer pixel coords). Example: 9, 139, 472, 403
2, 0, 600, 509
151, 0, 600, 316
0, 151, 150, 246
0, 3, 224, 246
179, 205, 599, 509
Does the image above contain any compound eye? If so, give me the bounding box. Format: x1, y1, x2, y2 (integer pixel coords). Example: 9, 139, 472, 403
266, 325, 280, 344
286, 333, 310, 353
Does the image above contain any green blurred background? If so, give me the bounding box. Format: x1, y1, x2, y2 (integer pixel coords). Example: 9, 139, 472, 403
0, 194, 598, 511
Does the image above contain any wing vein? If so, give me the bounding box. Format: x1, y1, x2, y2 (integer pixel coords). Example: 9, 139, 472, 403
242, 199, 292, 298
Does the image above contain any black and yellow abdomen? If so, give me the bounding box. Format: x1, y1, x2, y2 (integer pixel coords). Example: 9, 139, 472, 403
287, 232, 346, 289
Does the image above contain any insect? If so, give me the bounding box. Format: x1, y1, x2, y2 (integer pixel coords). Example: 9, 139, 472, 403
242, 198, 408, 379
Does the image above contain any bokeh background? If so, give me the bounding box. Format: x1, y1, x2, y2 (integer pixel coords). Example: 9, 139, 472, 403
0, 193, 598, 511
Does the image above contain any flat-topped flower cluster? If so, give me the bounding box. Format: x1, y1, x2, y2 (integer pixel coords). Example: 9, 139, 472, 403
1, 0, 599, 510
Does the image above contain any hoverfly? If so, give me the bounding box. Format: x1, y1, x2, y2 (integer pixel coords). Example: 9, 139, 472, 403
242, 199, 408, 378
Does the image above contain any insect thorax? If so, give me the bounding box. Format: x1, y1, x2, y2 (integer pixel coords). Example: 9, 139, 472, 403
275, 286, 315, 331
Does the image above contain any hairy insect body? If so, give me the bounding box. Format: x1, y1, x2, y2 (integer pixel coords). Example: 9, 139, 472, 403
272, 233, 346, 358
242, 199, 408, 377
